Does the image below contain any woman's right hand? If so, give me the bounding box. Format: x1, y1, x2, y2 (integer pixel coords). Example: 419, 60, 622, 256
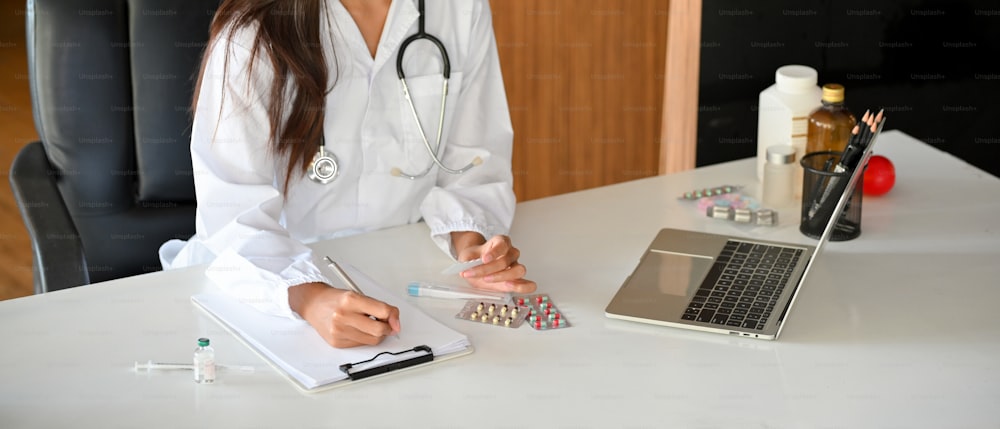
288, 282, 401, 348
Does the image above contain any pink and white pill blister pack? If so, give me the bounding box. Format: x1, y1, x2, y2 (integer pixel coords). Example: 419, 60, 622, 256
512, 294, 571, 330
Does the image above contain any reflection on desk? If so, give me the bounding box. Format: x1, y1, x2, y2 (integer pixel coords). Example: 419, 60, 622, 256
1, 131, 998, 428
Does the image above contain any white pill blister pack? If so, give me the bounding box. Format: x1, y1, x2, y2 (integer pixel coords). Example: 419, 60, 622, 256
455, 299, 529, 328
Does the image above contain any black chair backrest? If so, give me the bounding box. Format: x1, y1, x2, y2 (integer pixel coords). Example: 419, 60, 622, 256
26, 0, 221, 284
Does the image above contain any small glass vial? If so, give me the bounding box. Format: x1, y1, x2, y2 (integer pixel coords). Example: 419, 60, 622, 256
762, 145, 797, 207
193, 337, 215, 384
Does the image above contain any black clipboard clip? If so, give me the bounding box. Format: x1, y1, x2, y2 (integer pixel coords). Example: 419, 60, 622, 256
339, 345, 434, 381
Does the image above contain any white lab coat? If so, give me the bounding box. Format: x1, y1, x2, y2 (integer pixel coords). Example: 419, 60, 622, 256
159, 0, 515, 318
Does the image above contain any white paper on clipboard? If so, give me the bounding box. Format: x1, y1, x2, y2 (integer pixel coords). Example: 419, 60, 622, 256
191, 264, 473, 393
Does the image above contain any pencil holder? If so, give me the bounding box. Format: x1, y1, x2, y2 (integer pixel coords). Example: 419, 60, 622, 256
799, 151, 863, 241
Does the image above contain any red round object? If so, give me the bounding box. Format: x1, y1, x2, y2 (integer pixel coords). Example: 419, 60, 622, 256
863, 155, 895, 196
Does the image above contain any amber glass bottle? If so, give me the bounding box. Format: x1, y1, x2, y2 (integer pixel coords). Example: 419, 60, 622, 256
805, 84, 856, 155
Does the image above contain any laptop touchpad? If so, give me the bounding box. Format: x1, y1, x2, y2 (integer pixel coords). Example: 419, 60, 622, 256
634, 251, 714, 298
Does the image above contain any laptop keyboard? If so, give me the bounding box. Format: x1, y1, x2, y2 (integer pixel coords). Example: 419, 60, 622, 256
682, 240, 802, 330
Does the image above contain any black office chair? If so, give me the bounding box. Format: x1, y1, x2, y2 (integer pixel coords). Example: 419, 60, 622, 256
9, 0, 221, 293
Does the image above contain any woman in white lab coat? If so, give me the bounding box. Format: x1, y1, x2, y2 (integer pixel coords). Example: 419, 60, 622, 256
159, 0, 536, 348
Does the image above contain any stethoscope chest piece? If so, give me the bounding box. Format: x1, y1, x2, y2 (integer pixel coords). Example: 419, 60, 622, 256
308, 145, 339, 184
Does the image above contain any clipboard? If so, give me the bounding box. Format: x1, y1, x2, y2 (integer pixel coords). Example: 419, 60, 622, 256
191, 265, 473, 393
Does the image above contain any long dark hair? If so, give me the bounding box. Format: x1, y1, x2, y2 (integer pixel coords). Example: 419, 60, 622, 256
194, 0, 328, 193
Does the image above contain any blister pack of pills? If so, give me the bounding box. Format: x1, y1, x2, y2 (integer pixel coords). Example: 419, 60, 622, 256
705, 205, 777, 226
512, 294, 571, 330
678, 185, 741, 200
455, 300, 529, 328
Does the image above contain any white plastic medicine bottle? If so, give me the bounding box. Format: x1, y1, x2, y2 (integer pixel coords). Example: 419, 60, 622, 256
755, 65, 822, 191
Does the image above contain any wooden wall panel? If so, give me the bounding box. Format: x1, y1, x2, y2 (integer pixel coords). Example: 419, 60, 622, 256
0, 0, 37, 301
661, 0, 700, 174
490, 0, 669, 201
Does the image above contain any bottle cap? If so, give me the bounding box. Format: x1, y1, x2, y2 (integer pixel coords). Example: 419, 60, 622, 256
198, 338, 210, 347
821, 83, 845, 103
766, 145, 796, 164
775, 65, 818, 93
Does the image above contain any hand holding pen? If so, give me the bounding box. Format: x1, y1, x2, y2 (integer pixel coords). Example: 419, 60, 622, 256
286, 260, 401, 349
324, 256, 401, 341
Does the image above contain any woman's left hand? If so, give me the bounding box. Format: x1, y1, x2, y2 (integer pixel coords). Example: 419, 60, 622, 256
452, 233, 537, 294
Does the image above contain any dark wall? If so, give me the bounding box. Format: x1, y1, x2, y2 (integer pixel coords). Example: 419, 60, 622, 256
697, 0, 1000, 178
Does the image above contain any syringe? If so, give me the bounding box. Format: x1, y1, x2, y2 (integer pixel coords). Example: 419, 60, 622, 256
133, 360, 256, 373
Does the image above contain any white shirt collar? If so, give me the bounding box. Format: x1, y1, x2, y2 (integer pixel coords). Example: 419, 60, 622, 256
329, 0, 419, 81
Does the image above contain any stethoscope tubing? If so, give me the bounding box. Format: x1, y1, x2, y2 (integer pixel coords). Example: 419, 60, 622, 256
397, 0, 450, 80
309, 0, 479, 184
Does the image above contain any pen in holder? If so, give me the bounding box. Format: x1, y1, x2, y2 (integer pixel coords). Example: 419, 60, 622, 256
799, 151, 863, 241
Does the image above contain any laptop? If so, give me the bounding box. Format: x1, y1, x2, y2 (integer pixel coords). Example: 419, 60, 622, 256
605, 120, 885, 340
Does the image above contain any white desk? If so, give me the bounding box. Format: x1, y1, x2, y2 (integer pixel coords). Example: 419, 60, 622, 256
2, 130, 998, 428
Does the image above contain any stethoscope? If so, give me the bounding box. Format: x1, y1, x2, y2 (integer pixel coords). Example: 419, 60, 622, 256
308, 0, 481, 184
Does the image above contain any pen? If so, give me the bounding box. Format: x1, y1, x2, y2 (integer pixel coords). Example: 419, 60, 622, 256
323, 256, 399, 339
324, 256, 363, 295
407, 281, 509, 301
805, 157, 836, 219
